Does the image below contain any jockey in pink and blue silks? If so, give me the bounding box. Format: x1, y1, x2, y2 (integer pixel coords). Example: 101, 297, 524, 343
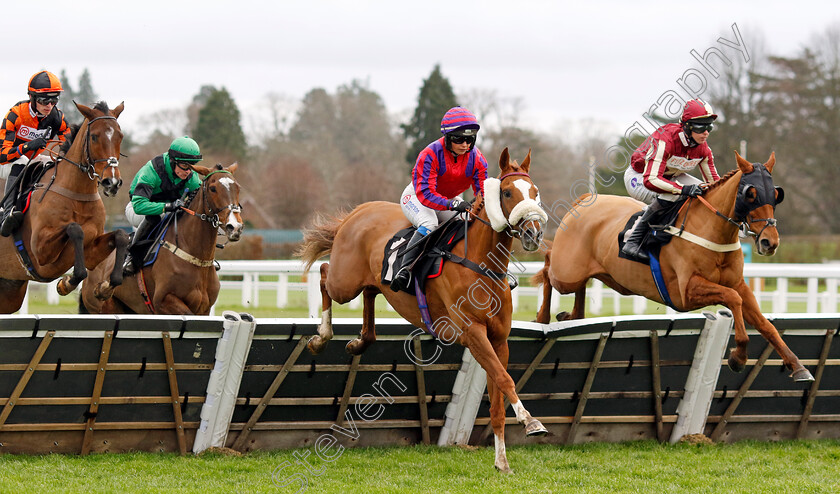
621, 98, 720, 261
390, 106, 489, 292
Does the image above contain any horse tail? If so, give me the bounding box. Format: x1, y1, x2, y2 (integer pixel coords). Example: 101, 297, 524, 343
295, 210, 349, 273
529, 239, 553, 288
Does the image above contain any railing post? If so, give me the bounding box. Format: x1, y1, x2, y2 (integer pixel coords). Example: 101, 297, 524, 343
670, 309, 733, 443
276, 274, 288, 308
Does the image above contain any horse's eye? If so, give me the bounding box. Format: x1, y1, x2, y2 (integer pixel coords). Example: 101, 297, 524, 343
91, 134, 98, 142
210, 186, 217, 192
503, 190, 512, 198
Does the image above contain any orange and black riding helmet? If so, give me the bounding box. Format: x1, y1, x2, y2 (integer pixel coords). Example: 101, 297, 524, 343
28, 70, 63, 99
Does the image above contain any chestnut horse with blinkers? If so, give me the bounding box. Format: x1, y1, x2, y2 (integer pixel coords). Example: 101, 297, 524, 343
298, 149, 549, 473
0, 101, 128, 313
533, 152, 813, 382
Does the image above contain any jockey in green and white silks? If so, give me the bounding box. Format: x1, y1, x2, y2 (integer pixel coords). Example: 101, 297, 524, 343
122, 136, 203, 275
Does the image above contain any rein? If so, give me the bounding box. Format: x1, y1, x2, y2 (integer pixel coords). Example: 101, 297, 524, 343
694, 191, 777, 239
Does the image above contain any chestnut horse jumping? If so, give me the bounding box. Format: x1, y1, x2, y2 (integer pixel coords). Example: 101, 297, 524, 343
298, 149, 548, 472
80, 163, 243, 315
533, 152, 813, 382
0, 101, 128, 313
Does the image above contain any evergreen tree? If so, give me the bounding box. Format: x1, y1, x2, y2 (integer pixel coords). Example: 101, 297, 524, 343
194, 87, 247, 159
58, 68, 99, 125
401, 64, 458, 165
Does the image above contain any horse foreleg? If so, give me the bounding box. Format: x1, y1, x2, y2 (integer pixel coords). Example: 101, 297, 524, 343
684, 275, 750, 372
308, 263, 334, 355
736, 281, 814, 382
84, 230, 130, 287
56, 223, 88, 296
346, 287, 378, 355
467, 324, 547, 439
486, 378, 511, 473
156, 293, 194, 315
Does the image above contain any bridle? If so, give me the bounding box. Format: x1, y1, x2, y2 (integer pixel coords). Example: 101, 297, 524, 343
687, 171, 779, 240
493, 171, 546, 239
56, 115, 121, 182
180, 169, 242, 229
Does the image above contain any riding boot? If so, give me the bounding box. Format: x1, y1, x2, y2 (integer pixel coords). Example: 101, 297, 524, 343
0, 168, 23, 237
390, 229, 429, 292
621, 199, 666, 261
122, 218, 155, 276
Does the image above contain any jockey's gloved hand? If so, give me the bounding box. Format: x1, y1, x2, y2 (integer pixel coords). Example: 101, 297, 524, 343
680, 184, 703, 197
448, 198, 471, 213
164, 199, 185, 212
21, 137, 47, 153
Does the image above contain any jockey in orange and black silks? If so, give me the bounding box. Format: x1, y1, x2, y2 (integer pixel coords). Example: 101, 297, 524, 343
390, 106, 489, 292
621, 99, 722, 261
0, 71, 71, 237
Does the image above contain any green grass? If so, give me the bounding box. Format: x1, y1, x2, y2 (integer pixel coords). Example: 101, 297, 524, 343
1, 441, 838, 493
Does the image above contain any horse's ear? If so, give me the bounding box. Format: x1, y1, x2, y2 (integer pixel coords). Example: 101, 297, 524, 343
521, 149, 532, 174
764, 151, 776, 174
191, 165, 211, 176
74, 101, 95, 121
734, 150, 754, 173
227, 162, 238, 174
111, 101, 125, 119
499, 147, 511, 174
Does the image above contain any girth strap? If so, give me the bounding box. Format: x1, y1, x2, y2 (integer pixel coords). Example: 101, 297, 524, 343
430, 247, 507, 280
12, 229, 51, 282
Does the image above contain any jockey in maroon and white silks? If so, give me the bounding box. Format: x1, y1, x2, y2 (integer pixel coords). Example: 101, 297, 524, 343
391, 106, 488, 291
621, 99, 720, 261
627, 122, 719, 202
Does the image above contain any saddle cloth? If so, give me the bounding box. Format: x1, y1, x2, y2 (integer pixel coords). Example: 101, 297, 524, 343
616, 198, 686, 265
381, 219, 467, 294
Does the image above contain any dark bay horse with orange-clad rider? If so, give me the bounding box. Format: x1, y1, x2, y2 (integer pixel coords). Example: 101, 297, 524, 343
533, 152, 813, 382
0, 101, 128, 313
298, 149, 549, 472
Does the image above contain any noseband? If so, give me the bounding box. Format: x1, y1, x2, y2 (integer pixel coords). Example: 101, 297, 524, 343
496, 172, 546, 238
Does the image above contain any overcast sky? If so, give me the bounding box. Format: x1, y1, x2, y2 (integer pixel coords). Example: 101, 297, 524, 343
6, 0, 838, 144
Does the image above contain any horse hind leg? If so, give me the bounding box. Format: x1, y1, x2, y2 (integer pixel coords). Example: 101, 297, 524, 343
308, 263, 334, 355
346, 286, 378, 355
533, 261, 553, 324
556, 286, 586, 321
56, 223, 88, 296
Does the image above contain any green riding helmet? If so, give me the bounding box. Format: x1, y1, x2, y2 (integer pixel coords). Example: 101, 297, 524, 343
168, 136, 203, 164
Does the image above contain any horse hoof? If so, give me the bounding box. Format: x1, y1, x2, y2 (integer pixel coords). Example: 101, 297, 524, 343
555, 312, 571, 322
93, 281, 114, 301
345, 339, 365, 355
791, 368, 815, 382
494, 464, 513, 474
56, 276, 76, 296
727, 354, 745, 373
525, 419, 548, 437
307, 336, 325, 355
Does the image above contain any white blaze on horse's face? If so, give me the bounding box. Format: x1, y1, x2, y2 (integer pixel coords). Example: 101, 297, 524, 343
219, 176, 235, 190
104, 127, 114, 140
512, 179, 535, 201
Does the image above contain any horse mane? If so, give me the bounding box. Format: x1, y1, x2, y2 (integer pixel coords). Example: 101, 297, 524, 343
92, 101, 111, 114
59, 124, 81, 153
703, 169, 739, 192
58, 102, 112, 154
